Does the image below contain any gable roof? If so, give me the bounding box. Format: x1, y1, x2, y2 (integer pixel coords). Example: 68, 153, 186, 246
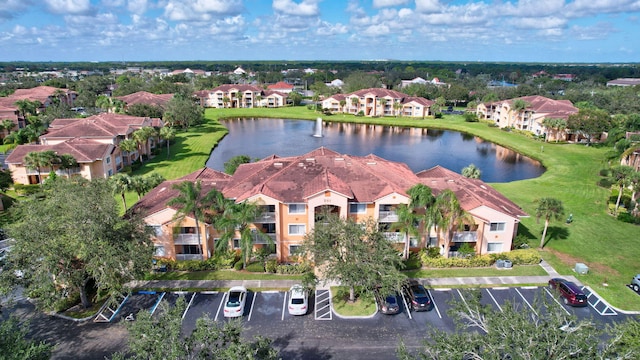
5, 138, 113, 164
348, 88, 408, 99
510, 95, 578, 120
416, 165, 527, 218
115, 91, 174, 108
0, 86, 75, 108
44, 113, 156, 139
267, 81, 294, 90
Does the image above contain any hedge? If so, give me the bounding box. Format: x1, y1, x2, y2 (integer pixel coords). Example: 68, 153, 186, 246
245, 261, 266, 273
419, 248, 541, 268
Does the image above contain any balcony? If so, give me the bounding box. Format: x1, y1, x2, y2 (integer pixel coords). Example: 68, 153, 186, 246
378, 211, 398, 223
176, 254, 203, 261
383, 232, 404, 243
173, 233, 202, 245
452, 231, 478, 242
254, 212, 275, 223
252, 232, 276, 244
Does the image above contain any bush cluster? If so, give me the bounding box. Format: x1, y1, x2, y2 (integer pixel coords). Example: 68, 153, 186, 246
155, 250, 238, 272
419, 248, 541, 268
275, 262, 311, 274
245, 261, 265, 272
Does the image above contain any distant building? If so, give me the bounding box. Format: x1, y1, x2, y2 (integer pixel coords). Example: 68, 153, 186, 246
607, 78, 640, 87
322, 88, 434, 118
194, 85, 287, 109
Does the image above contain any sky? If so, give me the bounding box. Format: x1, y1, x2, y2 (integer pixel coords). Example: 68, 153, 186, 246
0, 0, 638, 63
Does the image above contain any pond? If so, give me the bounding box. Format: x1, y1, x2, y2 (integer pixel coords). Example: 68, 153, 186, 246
206, 118, 544, 183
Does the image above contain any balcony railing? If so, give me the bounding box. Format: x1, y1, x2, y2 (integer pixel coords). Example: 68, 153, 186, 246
378, 211, 398, 223
173, 233, 202, 245
254, 212, 275, 223
176, 254, 203, 261
251, 232, 275, 244
384, 232, 404, 242
452, 231, 478, 242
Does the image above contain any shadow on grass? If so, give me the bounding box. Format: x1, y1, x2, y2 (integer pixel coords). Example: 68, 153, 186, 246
541, 226, 570, 248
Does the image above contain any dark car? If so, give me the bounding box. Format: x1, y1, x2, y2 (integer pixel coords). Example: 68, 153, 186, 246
548, 278, 588, 307
403, 281, 432, 311
374, 289, 400, 315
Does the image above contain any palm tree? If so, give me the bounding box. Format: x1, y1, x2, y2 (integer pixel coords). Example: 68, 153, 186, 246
312, 94, 320, 112
0, 119, 15, 135
130, 175, 150, 200
159, 126, 176, 158
95, 95, 112, 113
119, 138, 138, 165
392, 204, 419, 260
255, 95, 263, 108
534, 197, 565, 248
610, 165, 635, 215
406, 183, 436, 248
58, 154, 78, 177
434, 97, 446, 113
393, 101, 403, 117
229, 201, 264, 269
512, 99, 530, 126
167, 180, 217, 259
146, 172, 166, 190
222, 96, 230, 108
432, 189, 474, 258
110, 173, 132, 210
23, 150, 57, 184
350, 97, 359, 114
379, 98, 388, 116
132, 127, 156, 163
461, 164, 482, 179
339, 99, 346, 113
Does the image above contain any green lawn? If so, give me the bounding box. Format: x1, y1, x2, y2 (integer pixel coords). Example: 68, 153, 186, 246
331, 286, 377, 317
120, 106, 640, 310
405, 265, 548, 279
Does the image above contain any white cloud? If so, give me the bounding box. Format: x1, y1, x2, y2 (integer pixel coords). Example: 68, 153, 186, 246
0, 0, 34, 21
272, 0, 320, 17
163, 0, 243, 21
569, 22, 615, 40
127, 0, 148, 14
44, 0, 93, 15
362, 23, 390, 36
315, 21, 348, 36
415, 0, 442, 13
502, 0, 565, 17
373, 0, 409, 8
509, 16, 567, 29
565, 0, 640, 16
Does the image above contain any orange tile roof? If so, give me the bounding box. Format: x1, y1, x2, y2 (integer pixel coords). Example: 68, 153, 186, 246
115, 91, 173, 108
44, 113, 156, 139
5, 138, 113, 164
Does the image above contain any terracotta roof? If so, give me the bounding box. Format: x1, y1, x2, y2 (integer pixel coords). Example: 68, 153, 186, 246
403, 96, 435, 107
267, 82, 294, 90
44, 113, 156, 139
511, 95, 578, 120
115, 91, 173, 108
349, 88, 408, 99
416, 165, 527, 218
0, 86, 74, 108
5, 138, 113, 164
222, 147, 419, 203
211, 84, 263, 93
131, 168, 231, 217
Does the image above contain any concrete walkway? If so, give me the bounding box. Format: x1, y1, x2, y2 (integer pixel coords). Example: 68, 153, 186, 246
128, 260, 572, 290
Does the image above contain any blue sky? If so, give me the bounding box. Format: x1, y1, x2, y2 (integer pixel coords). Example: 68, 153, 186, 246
0, 0, 638, 63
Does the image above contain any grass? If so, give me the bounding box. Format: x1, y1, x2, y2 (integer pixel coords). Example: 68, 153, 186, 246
146, 269, 303, 281
405, 264, 548, 278
331, 286, 377, 317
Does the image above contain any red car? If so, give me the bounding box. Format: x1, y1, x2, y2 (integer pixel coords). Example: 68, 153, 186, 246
548, 278, 588, 307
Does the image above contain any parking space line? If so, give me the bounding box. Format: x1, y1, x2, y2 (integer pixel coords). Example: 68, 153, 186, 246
427, 289, 441, 319
215, 292, 226, 321
281, 291, 287, 321
314, 290, 332, 320
516, 288, 538, 317
149, 292, 166, 315
247, 292, 257, 321
182, 293, 196, 320
582, 286, 618, 316
484, 289, 503, 312
400, 291, 412, 320
543, 288, 571, 315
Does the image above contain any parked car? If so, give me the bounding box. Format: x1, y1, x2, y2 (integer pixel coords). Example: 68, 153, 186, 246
631, 274, 640, 293
403, 281, 432, 311
374, 289, 400, 315
288, 285, 308, 316
223, 286, 247, 318
548, 278, 588, 307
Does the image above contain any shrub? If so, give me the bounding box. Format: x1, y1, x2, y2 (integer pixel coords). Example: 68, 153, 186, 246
276, 262, 311, 274
234, 260, 244, 271
500, 249, 541, 265
512, 234, 530, 249
599, 168, 611, 177
458, 243, 476, 257
618, 212, 640, 224
245, 261, 265, 273
419, 248, 541, 268
464, 112, 479, 122
13, 183, 41, 196
402, 252, 422, 270
598, 178, 613, 188
425, 247, 441, 258
265, 259, 278, 273
434, 112, 443, 119
356, 111, 364, 117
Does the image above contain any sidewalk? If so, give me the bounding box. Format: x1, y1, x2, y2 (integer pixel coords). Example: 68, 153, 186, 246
128, 260, 570, 290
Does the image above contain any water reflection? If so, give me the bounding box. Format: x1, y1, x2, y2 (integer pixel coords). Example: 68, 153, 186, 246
206, 118, 544, 183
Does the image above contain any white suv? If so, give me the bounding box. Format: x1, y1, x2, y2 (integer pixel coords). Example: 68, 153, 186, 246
631, 274, 640, 293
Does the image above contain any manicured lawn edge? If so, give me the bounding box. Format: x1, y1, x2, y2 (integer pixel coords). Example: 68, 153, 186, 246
330, 286, 377, 317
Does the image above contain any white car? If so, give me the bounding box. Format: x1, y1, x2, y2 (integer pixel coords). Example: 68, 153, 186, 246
223, 286, 247, 318
288, 285, 309, 315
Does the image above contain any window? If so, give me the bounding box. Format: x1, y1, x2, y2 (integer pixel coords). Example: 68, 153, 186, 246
232, 239, 240, 249
154, 245, 166, 257
288, 203, 305, 214
349, 203, 366, 214
288, 224, 305, 235
487, 243, 503, 252
148, 225, 162, 236
180, 245, 201, 254
289, 245, 301, 255
489, 222, 506, 232
106, 156, 111, 164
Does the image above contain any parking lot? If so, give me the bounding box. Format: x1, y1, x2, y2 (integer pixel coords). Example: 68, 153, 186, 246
105, 283, 626, 333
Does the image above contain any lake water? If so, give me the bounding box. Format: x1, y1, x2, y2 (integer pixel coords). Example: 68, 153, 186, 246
206, 118, 544, 183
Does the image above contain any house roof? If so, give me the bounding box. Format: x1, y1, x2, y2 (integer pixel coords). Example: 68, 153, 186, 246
44, 113, 156, 139
5, 138, 113, 164
348, 88, 408, 99
131, 168, 231, 216
510, 95, 578, 120
211, 84, 263, 93
0, 86, 75, 108
416, 165, 528, 218
115, 91, 173, 108
267, 81, 294, 90
403, 96, 435, 107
